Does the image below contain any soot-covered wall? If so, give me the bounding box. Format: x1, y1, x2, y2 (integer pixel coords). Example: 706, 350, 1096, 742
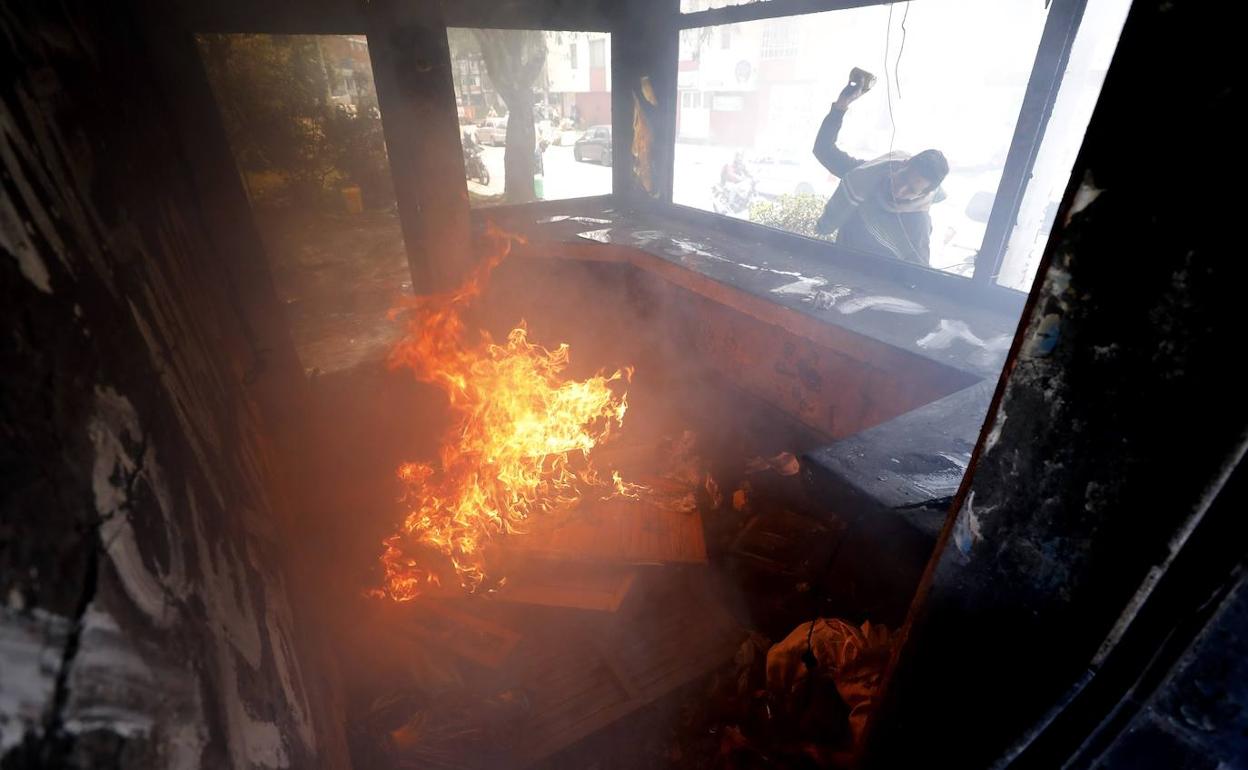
864, 1, 1246, 767
1, 2, 346, 768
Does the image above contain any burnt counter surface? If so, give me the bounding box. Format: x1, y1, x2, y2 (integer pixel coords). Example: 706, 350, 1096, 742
482, 199, 1024, 383
802, 380, 994, 534
479, 199, 1016, 546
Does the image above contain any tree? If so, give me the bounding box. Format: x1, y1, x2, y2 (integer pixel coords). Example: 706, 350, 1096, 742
197, 34, 395, 209
451, 29, 548, 203
198, 34, 338, 203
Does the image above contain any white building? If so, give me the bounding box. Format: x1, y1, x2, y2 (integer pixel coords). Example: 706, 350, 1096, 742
543, 31, 612, 127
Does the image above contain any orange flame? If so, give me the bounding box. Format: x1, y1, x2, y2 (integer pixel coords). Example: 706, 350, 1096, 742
376, 227, 636, 601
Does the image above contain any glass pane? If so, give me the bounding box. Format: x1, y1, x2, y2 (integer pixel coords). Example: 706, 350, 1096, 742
197, 34, 409, 375
996, 0, 1133, 291
673, 1, 1051, 276
448, 29, 613, 207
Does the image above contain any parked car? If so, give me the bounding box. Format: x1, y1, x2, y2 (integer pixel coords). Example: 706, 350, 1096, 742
477, 116, 508, 146
573, 125, 612, 166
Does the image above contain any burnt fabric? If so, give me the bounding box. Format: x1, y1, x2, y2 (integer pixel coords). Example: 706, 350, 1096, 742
812, 108, 942, 266
765, 618, 893, 750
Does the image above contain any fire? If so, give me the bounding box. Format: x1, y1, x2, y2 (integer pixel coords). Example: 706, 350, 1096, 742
376, 227, 636, 601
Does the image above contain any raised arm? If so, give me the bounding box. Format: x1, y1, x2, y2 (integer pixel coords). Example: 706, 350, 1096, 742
812, 106, 867, 177
812, 70, 875, 176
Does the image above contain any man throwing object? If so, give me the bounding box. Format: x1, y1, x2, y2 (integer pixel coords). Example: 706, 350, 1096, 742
812, 68, 949, 266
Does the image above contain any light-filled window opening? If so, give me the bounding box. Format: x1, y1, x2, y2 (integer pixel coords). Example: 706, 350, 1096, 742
449, 29, 613, 207
674, 0, 1054, 278
197, 33, 409, 375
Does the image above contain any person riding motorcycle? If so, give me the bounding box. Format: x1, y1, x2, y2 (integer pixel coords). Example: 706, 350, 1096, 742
721, 151, 752, 187
714, 151, 755, 215
462, 129, 489, 185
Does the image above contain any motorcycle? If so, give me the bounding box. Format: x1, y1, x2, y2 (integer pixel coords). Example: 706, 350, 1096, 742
463, 143, 490, 186
711, 177, 757, 218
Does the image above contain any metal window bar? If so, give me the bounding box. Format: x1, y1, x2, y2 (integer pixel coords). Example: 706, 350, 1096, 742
971, 0, 1090, 283
678, 0, 904, 30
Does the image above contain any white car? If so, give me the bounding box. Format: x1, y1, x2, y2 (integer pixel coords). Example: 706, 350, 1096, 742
477, 116, 508, 146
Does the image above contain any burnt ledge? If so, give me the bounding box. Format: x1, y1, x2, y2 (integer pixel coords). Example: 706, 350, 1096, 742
478, 199, 1011, 546
801, 379, 994, 534
481, 198, 1023, 383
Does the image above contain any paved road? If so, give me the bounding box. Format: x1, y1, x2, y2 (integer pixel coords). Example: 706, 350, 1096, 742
463, 140, 725, 210
466, 143, 611, 202
672, 143, 721, 212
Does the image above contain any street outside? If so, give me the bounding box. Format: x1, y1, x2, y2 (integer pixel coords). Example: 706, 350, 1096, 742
466, 141, 611, 202
673, 143, 737, 213
465, 140, 761, 213
464, 138, 811, 212
673, 142, 991, 276
465, 137, 988, 277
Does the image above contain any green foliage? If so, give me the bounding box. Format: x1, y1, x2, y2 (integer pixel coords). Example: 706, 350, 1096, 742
197, 34, 393, 209
748, 193, 829, 238
323, 107, 394, 208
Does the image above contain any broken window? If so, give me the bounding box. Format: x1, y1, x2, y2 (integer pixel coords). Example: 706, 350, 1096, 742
448, 29, 613, 208
668, 0, 1131, 291
196, 34, 408, 375
674, 0, 1054, 277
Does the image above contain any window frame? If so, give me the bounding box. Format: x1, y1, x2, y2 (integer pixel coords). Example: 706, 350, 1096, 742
666, 0, 1096, 291
444, 24, 617, 209
180, 0, 1094, 303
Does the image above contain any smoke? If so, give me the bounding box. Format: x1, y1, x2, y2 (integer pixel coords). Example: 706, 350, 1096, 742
477, 252, 823, 470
